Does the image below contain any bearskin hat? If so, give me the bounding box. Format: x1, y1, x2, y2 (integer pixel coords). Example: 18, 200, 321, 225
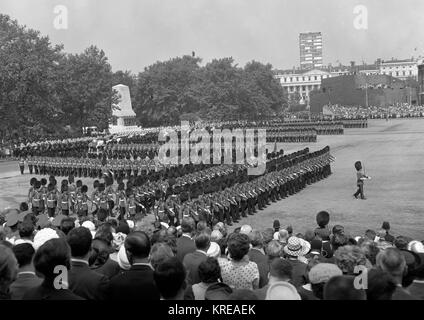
316, 210, 330, 228
354, 161, 362, 171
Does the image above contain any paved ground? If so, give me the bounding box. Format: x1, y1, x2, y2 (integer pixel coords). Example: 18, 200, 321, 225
1, 118, 424, 239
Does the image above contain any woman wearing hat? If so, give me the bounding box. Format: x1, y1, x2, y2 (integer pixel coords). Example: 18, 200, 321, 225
283, 236, 311, 287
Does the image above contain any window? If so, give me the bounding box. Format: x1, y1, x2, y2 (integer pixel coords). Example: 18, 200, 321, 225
410, 71, 412, 75
396, 71, 399, 76
314, 76, 317, 80
403, 71, 406, 76
296, 77, 299, 81
302, 86, 306, 91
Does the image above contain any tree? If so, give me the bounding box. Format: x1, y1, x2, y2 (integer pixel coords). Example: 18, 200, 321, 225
0, 14, 64, 140
57, 46, 116, 131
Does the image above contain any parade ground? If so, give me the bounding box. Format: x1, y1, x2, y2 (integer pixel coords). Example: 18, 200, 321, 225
1, 118, 424, 239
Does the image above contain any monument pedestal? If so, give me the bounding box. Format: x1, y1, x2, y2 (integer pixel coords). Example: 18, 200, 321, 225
109, 84, 139, 134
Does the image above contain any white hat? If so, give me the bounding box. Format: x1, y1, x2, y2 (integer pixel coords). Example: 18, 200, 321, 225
81, 221, 95, 232
33, 228, 59, 250
211, 230, 223, 242
117, 243, 131, 270
240, 225, 252, 235
283, 237, 311, 257
127, 220, 135, 229
408, 240, 424, 253
207, 241, 221, 258
265, 281, 301, 300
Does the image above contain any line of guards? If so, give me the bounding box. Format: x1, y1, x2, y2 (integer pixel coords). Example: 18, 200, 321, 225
25, 146, 333, 228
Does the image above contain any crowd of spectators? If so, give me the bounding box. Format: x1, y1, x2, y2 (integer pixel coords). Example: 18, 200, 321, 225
325, 104, 424, 119
1, 208, 423, 300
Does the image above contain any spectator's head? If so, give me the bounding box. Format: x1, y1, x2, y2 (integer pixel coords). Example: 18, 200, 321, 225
360, 240, 380, 266
12, 243, 35, 269
88, 238, 110, 267
332, 225, 345, 236
376, 248, 406, 285
407, 240, 424, 254
153, 257, 186, 300
304, 230, 315, 243
275, 229, 289, 244
67, 227, 92, 259
194, 232, 211, 252
266, 240, 283, 261
125, 231, 151, 264
18, 221, 34, 239
265, 281, 301, 300
366, 268, 396, 300
149, 242, 174, 270
323, 275, 366, 300
198, 257, 221, 284
210, 230, 223, 242
19, 202, 29, 212
283, 237, 311, 258
309, 263, 343, 299
249, 231, 264, 249
196, 221, 208, 234
394, 236, 409, 250
33, 238, 71, 285
334, 245, 368, 275
268, 258, 292, 283
240, 225, 252, 235
181, 217, 195, 235
227, 233, 250, 262
365, 229, 377, 241
0, 244, 18, 293
331, 233, 349, 251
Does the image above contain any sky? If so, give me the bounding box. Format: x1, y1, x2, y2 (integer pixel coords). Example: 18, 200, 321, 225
1, 0, 424, 72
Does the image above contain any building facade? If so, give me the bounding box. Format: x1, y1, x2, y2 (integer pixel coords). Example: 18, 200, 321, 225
275, 67, 351, 104
299, 32, 323, 70
379, 58, 418, 80
418, 61, 424, 105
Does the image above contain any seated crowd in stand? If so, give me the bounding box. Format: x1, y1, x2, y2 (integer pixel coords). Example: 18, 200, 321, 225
1, 208, 423, 300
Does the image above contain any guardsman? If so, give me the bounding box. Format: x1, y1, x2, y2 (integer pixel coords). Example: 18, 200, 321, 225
116, 183, 127, 220
59, 184, 71, 216
27, 156, 33, 174
19, 157, 25, 175
46, 183, 58, 217
31, 180, 42, 214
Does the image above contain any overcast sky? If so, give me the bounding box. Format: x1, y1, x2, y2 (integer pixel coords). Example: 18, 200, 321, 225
2, 0, 424, 72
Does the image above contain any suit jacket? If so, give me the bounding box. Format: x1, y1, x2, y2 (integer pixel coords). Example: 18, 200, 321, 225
407, 281, 424, 300
92, 258, 121, 279
68, 260, 109, 300
10, 272, 43, 300
253, 284, 270, 300
392, 286, 418, 300
23, 281, 84, 300
108, 264, 160, 300
183, 250, 208, 285
176, 236, 196, 262
248, 248, 269, 288
287, 259, 307, 287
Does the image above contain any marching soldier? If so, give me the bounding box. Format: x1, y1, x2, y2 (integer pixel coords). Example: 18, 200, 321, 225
19, 157, 25, 175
